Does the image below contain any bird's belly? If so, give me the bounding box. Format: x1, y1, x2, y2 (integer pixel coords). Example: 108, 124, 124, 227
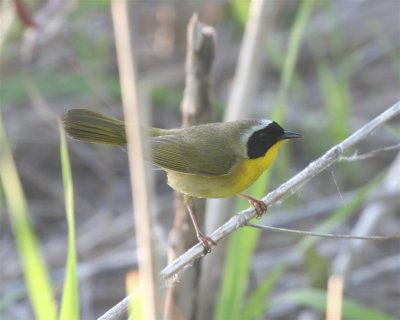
166, 155, 275, 198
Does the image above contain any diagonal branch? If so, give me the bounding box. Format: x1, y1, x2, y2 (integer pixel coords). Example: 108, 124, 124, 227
97, 101, 399, 319
160, 101, 400, 279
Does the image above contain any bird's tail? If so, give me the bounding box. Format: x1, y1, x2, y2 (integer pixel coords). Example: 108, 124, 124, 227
62, 109, 127, 146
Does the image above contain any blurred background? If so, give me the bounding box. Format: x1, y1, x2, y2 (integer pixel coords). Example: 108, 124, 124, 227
1, 0, 399, 319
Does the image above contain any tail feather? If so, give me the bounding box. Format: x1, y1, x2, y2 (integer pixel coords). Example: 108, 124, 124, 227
62, 109, 127, 146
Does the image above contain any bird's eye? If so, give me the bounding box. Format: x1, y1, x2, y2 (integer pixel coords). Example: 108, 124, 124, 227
258, 132, 268, 138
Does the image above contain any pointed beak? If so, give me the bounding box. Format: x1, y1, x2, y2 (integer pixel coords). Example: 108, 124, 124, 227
280, 130, 302, 140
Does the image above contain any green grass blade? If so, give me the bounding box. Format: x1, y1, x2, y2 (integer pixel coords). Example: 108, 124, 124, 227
215, 171, 269, 320
215, 222, 261, 320
128, 294, 144, 320
0, 114, 57, 319
58, 121, 80, 319
124, 271, 144, 320
274, 0, 317, 111
277, 288, 395, 320
271, 0, 316, 183
0, 177, 4, 219
317, 61, 351, 143
230, 0, 250, 27
265, 39, 307, 101
304, 247, 329, 289
240, 263, 285, 319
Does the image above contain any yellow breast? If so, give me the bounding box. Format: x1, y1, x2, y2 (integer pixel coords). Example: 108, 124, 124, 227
166, 141, 285, 199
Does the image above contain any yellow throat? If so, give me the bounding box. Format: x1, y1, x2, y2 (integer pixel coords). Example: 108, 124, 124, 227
232, 140, 285, 191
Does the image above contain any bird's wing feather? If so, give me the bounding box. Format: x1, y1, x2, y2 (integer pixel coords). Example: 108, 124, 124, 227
151, 134, 236, 175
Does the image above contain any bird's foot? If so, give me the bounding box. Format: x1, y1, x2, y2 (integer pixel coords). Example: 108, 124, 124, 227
240, 194, 268, 218
197, 232, 217, 254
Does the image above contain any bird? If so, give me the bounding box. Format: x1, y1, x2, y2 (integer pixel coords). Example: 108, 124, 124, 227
62, 109, 301, 252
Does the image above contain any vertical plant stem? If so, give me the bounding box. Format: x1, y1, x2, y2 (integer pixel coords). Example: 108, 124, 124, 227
224, 0, 277, 121
326, 274, 344, 320
111, 1, 159, 319
165, 13, 215, 320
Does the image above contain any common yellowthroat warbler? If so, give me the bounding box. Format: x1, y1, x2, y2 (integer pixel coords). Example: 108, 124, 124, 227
63, 109, 301, 252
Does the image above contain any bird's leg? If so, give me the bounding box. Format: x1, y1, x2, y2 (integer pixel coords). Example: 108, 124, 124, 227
239, 193, 268, 218
184, 196, 216, 254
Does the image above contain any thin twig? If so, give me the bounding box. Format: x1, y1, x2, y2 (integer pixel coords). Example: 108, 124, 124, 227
245, 223, 400, 240
98, 294, 133, 320
160, 101, 400, 279
339, 143, 400, 162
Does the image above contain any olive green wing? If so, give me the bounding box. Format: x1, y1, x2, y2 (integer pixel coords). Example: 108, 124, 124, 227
151, 135, 236, 176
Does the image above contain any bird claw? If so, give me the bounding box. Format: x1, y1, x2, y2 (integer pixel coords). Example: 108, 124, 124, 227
240, 194, 268, 218
249, 199, 268, 218
197, 232, 217, 254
